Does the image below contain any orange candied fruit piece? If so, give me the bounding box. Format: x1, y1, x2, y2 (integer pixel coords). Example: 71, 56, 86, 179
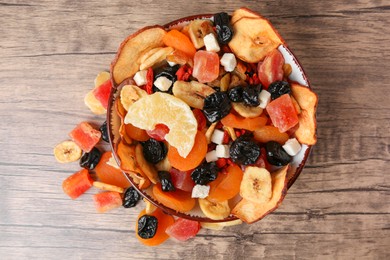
163, 29, 196, 58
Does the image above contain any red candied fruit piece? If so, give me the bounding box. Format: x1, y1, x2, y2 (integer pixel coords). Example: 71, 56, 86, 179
266, 94, 299, 133
69, 122, 101, 152
258, 49, 284, 89
169, 168, 195, 192
146, 124, 170, 141
192, 50, 220, 83
165, 218, 201, 242
92, 79, 112, 109
62, 169, 93, 199
93, 191, 122, 213
192, 109, 207, 131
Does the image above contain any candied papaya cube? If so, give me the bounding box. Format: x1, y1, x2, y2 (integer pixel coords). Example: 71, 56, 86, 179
266, 94, 299, 133
69, 122, 101, 152
93, 191, 122, 213
92, 79, 112, 109
192, 50, 219, 83
62, 169, 93, 199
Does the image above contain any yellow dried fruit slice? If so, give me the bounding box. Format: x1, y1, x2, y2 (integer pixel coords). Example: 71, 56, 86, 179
124, 92, 197, 158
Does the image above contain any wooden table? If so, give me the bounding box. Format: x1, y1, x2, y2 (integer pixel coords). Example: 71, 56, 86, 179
1, 0, 389, 259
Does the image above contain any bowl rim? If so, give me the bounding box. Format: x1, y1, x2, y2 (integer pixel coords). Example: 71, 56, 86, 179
107, 13, 315, 223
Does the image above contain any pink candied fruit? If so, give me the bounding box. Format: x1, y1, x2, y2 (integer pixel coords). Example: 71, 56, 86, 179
92, 79, 112, 109
266, 94, 299, 133
192, 50, 220, 83
69, 122, 101, 152
165, 218, 200, 242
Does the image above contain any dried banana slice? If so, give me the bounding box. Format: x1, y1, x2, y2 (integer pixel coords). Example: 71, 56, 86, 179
199, 198, 230, 220
172, 80, 215, 109
54, 140, 82, 163
232, 102, 263, 118
139, 46, 174, 70
188, 20, 214, 49
240, 166, 272, 204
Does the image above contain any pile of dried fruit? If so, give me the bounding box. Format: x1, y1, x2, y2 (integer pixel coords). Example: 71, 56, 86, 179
54, 7, 318, 246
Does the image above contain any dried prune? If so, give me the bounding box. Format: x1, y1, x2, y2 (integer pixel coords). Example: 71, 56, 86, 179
158, 171, 175, 192
152, 64, 180, 93
230, 136, 261, 165
142, 138, 167, 164
203, 92, 231, 123
228, 86, 244, 102
122, 186, 141, 208
265, 141, 291, 166
79, 147, 101, 170
214, 12, 233, 44
138, 215, 158, 239
191, 162, 218, 185
268, 81, 291, 100
99, 121, 109, 143
242, 84, 262, 107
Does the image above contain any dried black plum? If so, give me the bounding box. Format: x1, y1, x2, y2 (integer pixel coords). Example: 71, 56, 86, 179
122, 186, 141, 208
138, 215, 158, 239
230, 136, 261, 165
214, 12, 233, 44
152, 64, 180, 93
203, 92, 231, 123
268, 81, 291, 100
79, 147, 101, 170
228, 86, 244, 102
191, 162, 218, 185
99, 121, 109, 143
158, 171, 175, 192
142, 138, 167, 164
242, 84, 262, 107
265, 141, 291, 166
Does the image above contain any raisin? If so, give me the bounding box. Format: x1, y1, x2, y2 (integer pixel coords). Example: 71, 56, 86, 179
152, 65, 180, 94
268, 81, 291, 100
79, 147, 101, 170
214, 12, 233, 44
122, 186, 141, 208
203, 92, 231, 123
228, 86, 244, 102
230, 136, 261, 165
158, 171, 175, 192
99, 121, 109, 143
138, 215, 158, 239
265, 141, 291, 166
242, 84, 262, 107
142, 138, 167, 164
191, 162, 218, 185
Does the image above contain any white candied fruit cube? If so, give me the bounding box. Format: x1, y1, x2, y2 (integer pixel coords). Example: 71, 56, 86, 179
167, 60, 177, 67
258, 90, 271, 109
216, 144, 230, 158
220, 53, 237, 72
204, 33, 220, 52
191, 184, 210, 199
211, 129, 225, 144
154, 76, 172, 91
205, 150, 218, 162
282, 138, 302, 156
133, 70, 148, 86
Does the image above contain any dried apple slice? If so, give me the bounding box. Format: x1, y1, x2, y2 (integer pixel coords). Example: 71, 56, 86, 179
135, 143, 159, 184
228, 17, 284, 63
232, 165, 289, 224
231, 7, 261, 24
111, 26, 166, 85
291, 83, 318, 145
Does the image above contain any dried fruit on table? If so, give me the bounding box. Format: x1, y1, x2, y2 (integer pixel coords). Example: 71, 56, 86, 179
240, 166, 272, 204
191, 162, 218, 185
230, 7, 260, 24
232, 102, 263, 118
69, 122, 101, 153
165, 218, 201, 242
198, 198, 230, 220
139, 46, 174, 70
124, 92, 197, 158
79, 147, 102, 170
120, 85, 147, 111
172, 80, 215, 109
230, 136, 261, 165
232, 165, 289, 223
124, 123, 149, 142
167, 131, 208, 171
221, 113, 267, 131
169, 168, 195, 192
93, 191, 123, 213
62, 169, 93, 199
99, 121, 109, 143
136, 208, 174, 246
146, 124, 169, 141
122, 186, 141, 208
268, 80, 291, 100
258, 49, 285, 88
192, 50, 220, 83
92, 79, 112, 109
265, 141, 292, 166
152, 183, 196, 213
135, 143, 159, 184
203, 91, 232, 123
188, 20, 214, 49
54, 140, 82, 163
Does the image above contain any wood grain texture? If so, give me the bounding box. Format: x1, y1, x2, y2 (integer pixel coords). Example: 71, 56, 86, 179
1, 0, 389, 259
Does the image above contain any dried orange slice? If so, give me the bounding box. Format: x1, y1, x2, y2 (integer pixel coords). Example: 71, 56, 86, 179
124, 92, 197, 158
